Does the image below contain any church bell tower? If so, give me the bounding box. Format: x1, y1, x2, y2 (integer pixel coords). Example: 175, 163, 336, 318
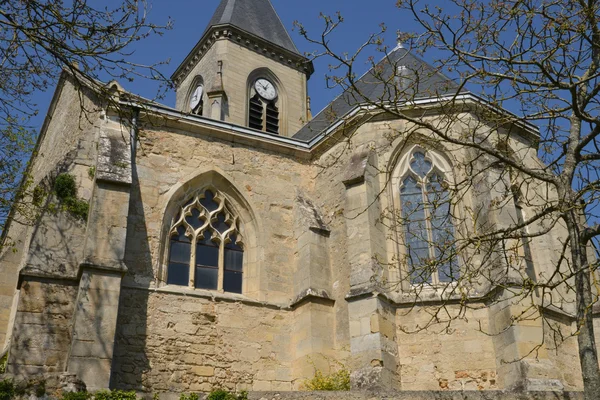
171, 0, 314, 137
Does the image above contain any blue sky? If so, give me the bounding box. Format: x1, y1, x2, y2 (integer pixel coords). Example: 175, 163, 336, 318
32, 0, 415, 130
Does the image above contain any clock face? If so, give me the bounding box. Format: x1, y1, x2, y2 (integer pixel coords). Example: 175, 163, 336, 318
254, 78, 277, 101
189, 85, 203, 110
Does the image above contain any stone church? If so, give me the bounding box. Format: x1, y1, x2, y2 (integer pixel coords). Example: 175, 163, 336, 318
0, 0, 596, 395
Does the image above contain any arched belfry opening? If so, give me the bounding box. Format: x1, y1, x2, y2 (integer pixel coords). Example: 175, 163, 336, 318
247, 68, 285, 135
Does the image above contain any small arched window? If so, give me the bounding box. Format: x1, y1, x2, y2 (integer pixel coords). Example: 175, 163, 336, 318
399, 149, 459, 285
188, 77, 204, 116
167, 189, 244, 294
248, 77, 280, 134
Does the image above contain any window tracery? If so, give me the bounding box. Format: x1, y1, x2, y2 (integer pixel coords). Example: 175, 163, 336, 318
398, 148, 459, 285
167, 189, 244, 294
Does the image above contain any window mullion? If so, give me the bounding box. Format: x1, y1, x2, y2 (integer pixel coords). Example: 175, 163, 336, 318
189, 233, 197, 289
422, 178, 438, 286
217, 240, 225, 292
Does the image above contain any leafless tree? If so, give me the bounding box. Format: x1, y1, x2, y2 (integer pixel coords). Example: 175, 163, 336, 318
0, 0, 172, 245
297, 0, 600, 398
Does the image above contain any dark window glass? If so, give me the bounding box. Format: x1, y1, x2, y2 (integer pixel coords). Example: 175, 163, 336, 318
168, 234, 191, 286
167, 262, 189, 286
170, 241, 191, 264
197, 244, 219, 267
173, 226, 190, 243
224, 270, 242, 294
225, 249, 243, 272
185, 208, 205, 230
200, 190, 219, 212
195, 266, 218, 290
214, 212, 230, 234
427, 174, 459, 282
401, 176, 432, 284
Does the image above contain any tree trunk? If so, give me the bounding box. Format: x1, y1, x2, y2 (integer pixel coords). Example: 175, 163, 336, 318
567, 212, 600, 400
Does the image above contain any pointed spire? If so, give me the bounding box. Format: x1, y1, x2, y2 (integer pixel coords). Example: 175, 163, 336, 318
205, 0, 300, 55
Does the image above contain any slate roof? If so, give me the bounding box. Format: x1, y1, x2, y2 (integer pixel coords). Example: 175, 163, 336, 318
205, 0, 300, 55
293, 46, 465, 142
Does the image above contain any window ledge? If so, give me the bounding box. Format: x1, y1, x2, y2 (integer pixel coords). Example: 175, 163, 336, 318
122, 283, 289, 310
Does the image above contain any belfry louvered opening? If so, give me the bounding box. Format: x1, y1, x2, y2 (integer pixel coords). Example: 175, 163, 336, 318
248, 94, 280, 134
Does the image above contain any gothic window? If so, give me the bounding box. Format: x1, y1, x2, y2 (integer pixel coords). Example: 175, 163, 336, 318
512, 187, 536, 282
248, 77, 279, 134
399, 149, 459, 285
167, 189, 244, 294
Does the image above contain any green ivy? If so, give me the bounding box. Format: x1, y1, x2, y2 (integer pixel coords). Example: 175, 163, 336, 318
53, 173, 89, 221
61, 392, 92, 400
0, 354, 7, 375
206, 390, 247, 400
95, 390, 137, 400
0, 380, 14, 400
54, 173, 77, 200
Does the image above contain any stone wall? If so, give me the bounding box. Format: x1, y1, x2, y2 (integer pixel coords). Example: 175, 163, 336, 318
245, 392, 582, 400
0, 73, 99, 351
111, 288, 294, 392
7, 279, 78, 376
128, 119, 315, 304
396, 305, 497, 391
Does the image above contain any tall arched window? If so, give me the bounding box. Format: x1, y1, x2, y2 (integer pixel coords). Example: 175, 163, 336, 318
167, 189, 244, 294
398, 148, 459, 285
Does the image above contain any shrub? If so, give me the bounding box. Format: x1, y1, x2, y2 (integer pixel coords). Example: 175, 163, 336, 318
303, 367, 351, 391
62, 391, 92, 400
95, 390, 137, 400
206, 390, 247, 400
53, 173, 89, 221
54, 173, 77, 200
0, 380, 14, 400
64, 197, 89, 221
0, 354, 7, 375
179, 394, 199, 400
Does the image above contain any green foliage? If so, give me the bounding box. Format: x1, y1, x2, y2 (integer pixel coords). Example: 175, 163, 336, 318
0, 354, 7, 375
32, 185, 46, 207
62, 392, 92, 400
63, 197, 90, 221
206, 390, 247, 400
88, 167, 96, 179
53, 173, 89, 221
0, 380, 15, 400
54, 173, 77, 200
63, 392, 93, 400
95, 390, 137, 400
303, 366, 351, 391
179, 393, 199, 400
35, 380, 46, 398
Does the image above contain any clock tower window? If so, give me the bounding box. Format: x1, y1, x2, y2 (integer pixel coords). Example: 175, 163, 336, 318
248, 78, 280, 134
188, 77, 205, 116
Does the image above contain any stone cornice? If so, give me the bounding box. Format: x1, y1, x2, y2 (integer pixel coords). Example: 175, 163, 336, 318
171, 24, 314, 88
